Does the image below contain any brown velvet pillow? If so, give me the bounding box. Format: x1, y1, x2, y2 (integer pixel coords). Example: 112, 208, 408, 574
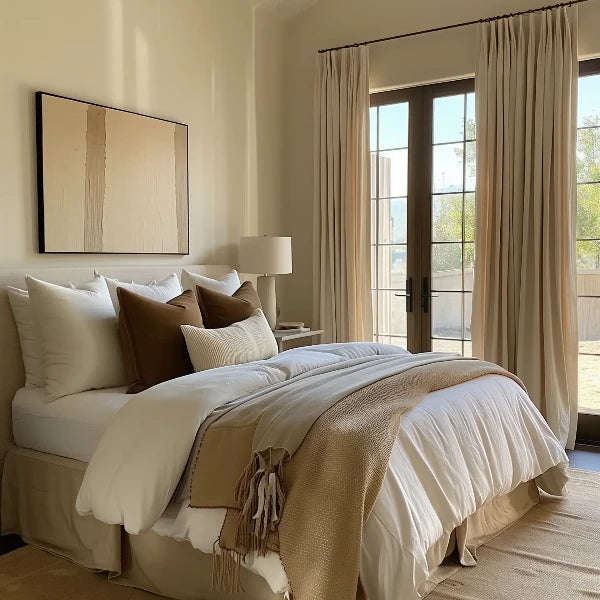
195, 281, 262, 329
118, 288, 204, 393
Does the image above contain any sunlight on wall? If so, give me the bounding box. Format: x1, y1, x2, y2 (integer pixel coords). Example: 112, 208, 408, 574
135, 27, 150, 111
0, 0, 275, 268
108, 0, 124, 106
245, 12, 259, 237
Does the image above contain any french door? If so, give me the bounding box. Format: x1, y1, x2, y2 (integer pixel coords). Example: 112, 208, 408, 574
370, 79, 475, 355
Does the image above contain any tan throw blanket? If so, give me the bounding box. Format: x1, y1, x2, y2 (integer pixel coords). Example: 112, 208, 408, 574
189, 354, 524, 600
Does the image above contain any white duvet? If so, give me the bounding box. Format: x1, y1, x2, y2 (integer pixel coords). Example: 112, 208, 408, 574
76, 343, 569, 600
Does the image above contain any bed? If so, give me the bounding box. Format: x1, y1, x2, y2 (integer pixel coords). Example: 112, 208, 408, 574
0, 266, 276, 600
0, 265, 569, 600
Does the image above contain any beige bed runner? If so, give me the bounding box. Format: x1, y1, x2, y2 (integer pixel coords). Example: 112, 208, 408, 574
190, 355, 523, 600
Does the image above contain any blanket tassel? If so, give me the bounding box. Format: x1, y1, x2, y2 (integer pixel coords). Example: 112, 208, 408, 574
212, 540, 243, 593
235, 448, 287, 557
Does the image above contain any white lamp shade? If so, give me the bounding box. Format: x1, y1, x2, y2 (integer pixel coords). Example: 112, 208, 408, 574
239, 236, 292, 275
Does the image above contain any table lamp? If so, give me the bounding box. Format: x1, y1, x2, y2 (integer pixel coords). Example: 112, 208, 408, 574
239, 235, 292, 329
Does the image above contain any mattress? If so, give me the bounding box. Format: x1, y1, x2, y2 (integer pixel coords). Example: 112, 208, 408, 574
12, 386, 130, 462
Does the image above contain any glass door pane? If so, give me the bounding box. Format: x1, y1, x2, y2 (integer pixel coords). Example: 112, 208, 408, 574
430, 92, 475, 356
371, 102, 409, 350
576, 70, 600, 415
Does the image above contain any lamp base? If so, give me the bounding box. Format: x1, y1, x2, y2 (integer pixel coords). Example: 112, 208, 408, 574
257, 275, 277, 329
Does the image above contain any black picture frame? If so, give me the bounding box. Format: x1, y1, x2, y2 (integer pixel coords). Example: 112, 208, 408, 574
35, 91, 190, 255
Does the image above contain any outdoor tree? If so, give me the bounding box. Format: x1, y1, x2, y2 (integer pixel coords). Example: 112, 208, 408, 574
433, 114, 600, 271
432, 117, 476, 272
576, 116, 600, 268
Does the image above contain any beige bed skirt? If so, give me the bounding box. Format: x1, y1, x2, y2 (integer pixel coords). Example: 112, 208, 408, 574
1, 447, 280, 600
0, 446, 540, 600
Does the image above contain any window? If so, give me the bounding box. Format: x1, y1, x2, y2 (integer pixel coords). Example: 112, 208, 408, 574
370, 79, 475, 354
372, 65, 599, 439
577, 60, 600, 418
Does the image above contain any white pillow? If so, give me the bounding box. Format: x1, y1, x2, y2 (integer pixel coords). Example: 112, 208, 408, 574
7, 287, 45, 389
182, 309, 278, 372
26, 275, 128, 401
95, 272, 182, 312
7, 281, 81, 389
181, 269, 240, 296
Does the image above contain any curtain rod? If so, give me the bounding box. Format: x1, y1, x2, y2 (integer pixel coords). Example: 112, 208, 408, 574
318, 0, 591, 53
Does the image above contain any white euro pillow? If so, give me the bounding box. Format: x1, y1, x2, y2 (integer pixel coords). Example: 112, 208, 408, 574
26, 275, 128, 401
7, 287, 45, 389
7, 280, 83, 389
95, 272, 182, 312
181, 269, 240, 296
182, 309, 278, 372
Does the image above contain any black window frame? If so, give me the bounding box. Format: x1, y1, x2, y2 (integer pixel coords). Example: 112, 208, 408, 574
576, 57, 600, 446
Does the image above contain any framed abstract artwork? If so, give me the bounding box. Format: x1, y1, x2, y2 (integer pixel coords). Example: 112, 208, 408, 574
35, 92, 189, 254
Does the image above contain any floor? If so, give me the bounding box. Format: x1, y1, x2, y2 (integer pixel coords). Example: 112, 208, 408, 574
0, 446, 598, 559
428, 468, 600, 599
0, 534, 25, 556
567, 443, 600, 470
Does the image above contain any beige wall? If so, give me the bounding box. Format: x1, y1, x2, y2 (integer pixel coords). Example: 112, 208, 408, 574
279, 0, 600, 326
249, 3, 285, 237
4, 0, 599, 321
0, 0, 280, 269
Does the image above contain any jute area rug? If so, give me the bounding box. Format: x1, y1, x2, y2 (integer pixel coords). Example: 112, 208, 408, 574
428, 469, 600, 600
0, 469, 598, 599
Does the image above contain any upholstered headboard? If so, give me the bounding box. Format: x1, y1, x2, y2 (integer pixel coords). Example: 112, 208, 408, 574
0, 265, 255, 478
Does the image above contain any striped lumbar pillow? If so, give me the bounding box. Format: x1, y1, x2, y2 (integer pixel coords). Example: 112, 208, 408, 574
181, 309, 277, 372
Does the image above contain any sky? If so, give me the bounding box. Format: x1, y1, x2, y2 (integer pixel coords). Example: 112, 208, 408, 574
371, 93, 475, 199
578, 74, 600, 127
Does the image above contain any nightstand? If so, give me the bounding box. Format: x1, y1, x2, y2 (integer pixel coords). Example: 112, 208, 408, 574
273, 329, 324, 352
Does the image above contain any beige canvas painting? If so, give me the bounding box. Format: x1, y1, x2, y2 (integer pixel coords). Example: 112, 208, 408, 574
36, 93, 188, 254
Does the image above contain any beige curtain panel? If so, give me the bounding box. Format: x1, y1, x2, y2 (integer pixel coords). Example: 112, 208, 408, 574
313, 46, 373, 343
472, 7, 579, 448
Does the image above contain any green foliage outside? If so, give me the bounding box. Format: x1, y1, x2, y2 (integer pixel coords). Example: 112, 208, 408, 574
577, 118, 600, 268
432, 118, 476, 273
433, 116, 600, 272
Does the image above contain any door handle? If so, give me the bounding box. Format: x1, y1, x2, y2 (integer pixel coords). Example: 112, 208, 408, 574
394, 278, 413, 313
421, 278, 438, 314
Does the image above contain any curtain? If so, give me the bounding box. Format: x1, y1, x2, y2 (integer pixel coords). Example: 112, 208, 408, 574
472, 7, 579, 448
313, 46, 373, 343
